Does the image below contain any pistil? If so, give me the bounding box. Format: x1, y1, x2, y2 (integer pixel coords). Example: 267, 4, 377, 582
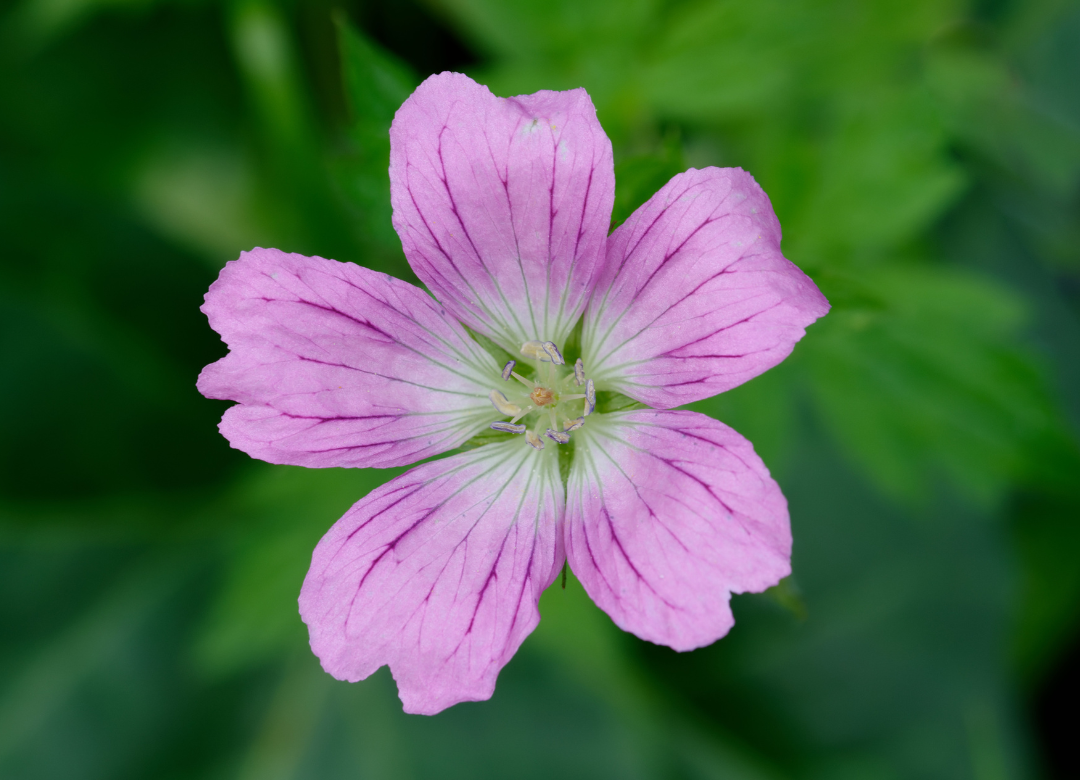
486, 339, 597, 449
530, 387, 555, 407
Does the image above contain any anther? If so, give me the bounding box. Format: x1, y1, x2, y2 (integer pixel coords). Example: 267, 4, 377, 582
489, 389, 522, 416
584, 379, 596, 416
500, 340, 595, 452
490, 421, 527, 434
545, 428, 571, 444
542, 341, 565, 365
520, 341, 550, 361
562, 417, 584, 432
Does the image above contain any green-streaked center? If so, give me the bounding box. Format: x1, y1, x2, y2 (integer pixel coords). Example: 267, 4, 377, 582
487, 340, 596, 450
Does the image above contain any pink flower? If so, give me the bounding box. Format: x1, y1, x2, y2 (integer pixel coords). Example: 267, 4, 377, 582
198, 73, 829, 714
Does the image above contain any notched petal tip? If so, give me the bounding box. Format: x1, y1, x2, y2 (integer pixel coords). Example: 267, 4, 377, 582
300, 443, 565, 714
395, 672, 498, 716
198, 247, 496, 469
566, 410, 790, 651
584, 166, 829, 408
390, 72, 615, 350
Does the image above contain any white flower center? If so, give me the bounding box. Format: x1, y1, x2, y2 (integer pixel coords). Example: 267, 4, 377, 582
487, 340, 595, 450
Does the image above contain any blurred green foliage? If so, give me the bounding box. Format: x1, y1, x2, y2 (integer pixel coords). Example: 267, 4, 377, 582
1, 0, 1078, 778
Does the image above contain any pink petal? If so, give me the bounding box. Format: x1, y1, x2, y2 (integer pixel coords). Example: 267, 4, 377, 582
583, 168, 829, 409
566, 410, 790, 651
300, 442, 564, 714
198, 248, 498, 469
390, 72, 615, 352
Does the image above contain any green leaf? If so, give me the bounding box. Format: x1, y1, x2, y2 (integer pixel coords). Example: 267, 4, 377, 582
195, 464, 404, 675
640, 0, 796, 119
431, 0, 653, 61
610, 132, 686, 230
336, 14, 416, 131
331, 17, 419, 266
804, 266, 1060, 505
927, 41, 1080, 197
791, 86, 967, 263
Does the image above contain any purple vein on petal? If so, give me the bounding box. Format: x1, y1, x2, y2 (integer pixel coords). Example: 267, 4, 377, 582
300, 439, 564, 714
199, 247, 501, 470
389, 73, 615, 351
580, 167, 829, 409
565, 409, 790, 652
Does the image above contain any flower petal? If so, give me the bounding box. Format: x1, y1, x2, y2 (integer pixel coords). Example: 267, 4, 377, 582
583, 167, 829, 408
390, 72, 615, 351
566, 410, 790, 651
300, 442, 564, 714
198, 248, 498, 469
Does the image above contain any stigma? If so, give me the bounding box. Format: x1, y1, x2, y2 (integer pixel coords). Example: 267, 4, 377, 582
487, 339, 595, 450
530, 387, 555, 406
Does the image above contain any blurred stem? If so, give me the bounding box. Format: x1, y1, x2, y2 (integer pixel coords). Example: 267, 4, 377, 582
965, 700, 1014, 780
237, 654, 333, 780
226, 0, 360, 262
0, 552, 193, 761
534, 573, 785, 779
229, 0, 315, 154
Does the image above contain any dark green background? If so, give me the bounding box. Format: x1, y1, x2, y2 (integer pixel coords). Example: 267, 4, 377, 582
2, 0, 1079, 777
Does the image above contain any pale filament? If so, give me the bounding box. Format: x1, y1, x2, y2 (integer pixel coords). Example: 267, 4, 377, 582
487, 339, 597, 449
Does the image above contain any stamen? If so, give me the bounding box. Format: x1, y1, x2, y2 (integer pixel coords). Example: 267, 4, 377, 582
490, 421, 527, 434
545, 428, 571, 444
562, 417, 584, 432
497, 339, 596, 452
520, 341, 551, 361
542, 341, 565, 365
489, 389, 522, 416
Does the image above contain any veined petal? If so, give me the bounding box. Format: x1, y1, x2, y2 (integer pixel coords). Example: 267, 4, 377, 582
198, 248, 498, 469
583, 168, 829, 408
390, 72, 615, 352
300, 442, 564, 715
566, 410, 790, 651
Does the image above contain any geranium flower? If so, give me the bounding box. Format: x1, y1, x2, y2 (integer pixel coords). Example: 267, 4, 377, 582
198, 73, 829, 714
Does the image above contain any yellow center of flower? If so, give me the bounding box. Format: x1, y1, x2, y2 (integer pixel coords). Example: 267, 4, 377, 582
530, 387, 555, 407
487, 340, 596, 450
